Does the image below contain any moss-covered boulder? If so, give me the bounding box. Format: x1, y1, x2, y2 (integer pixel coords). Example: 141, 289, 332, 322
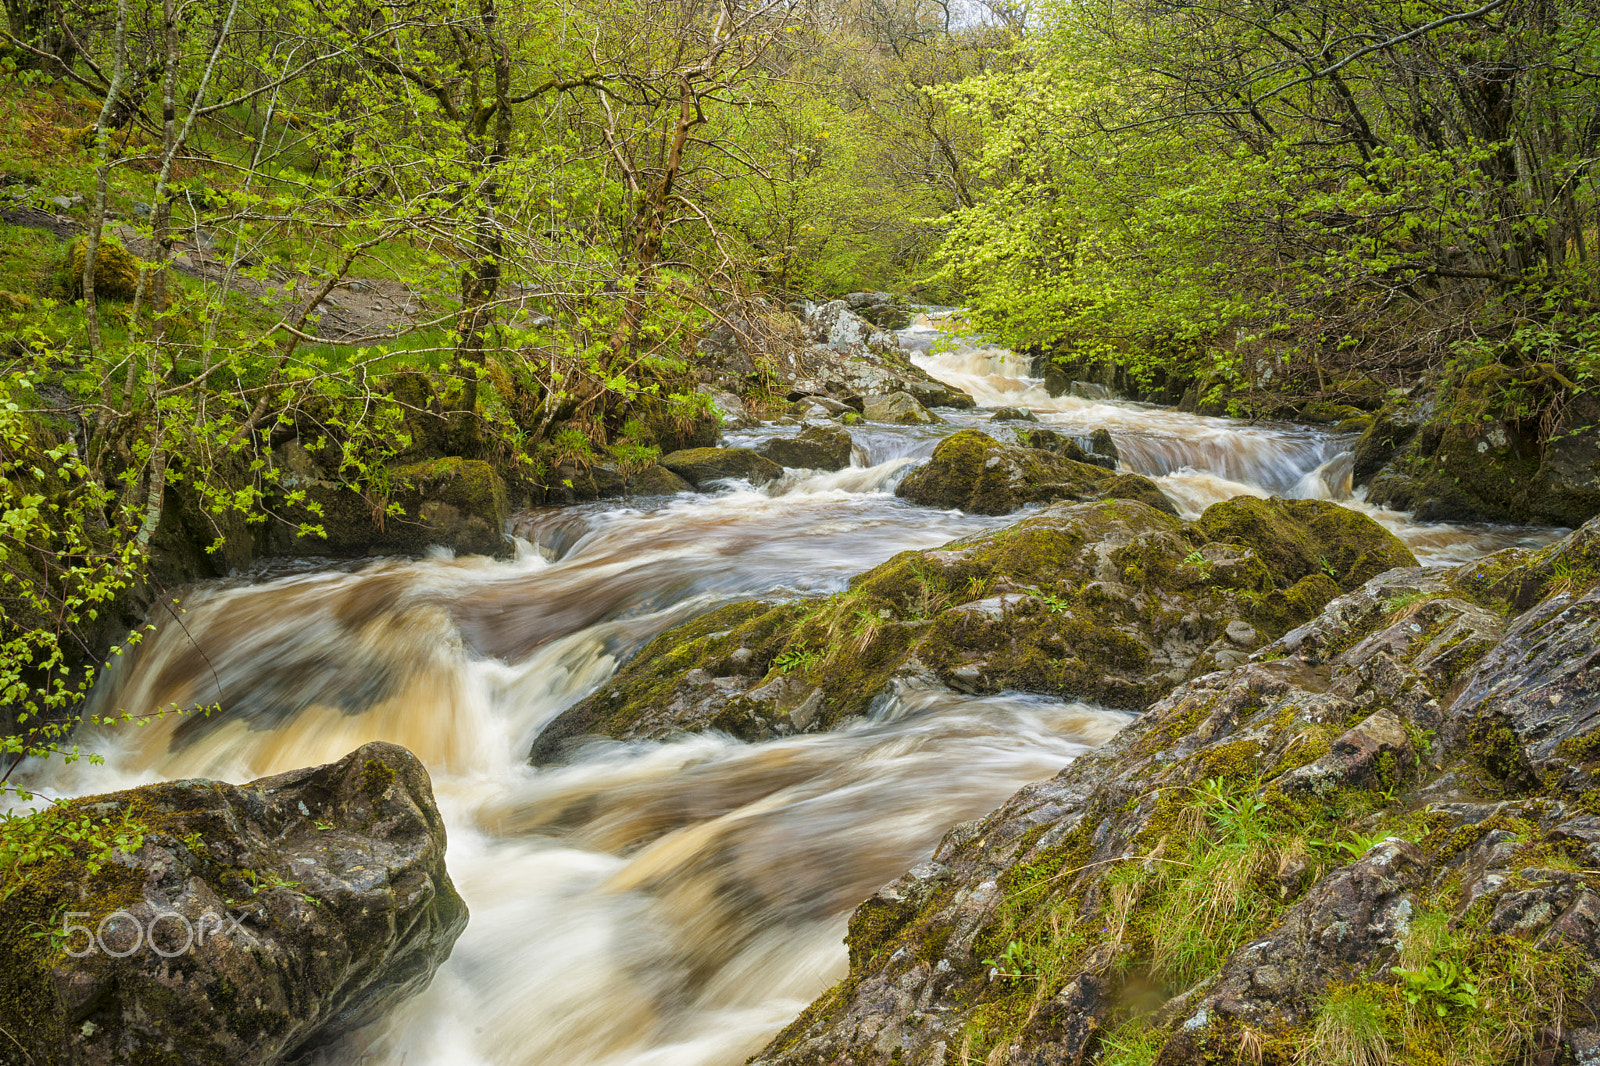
628, 463, 693, 495
758, 424, 854, 470
1360, 369, 1600, 526
64, 236, 139, 300
748, 531, 1600, 1066
896, 429, 1172, 516
531, 496, 1405, 761
660, 446, 783, 487
1195, 495, 1417, 588
0, 742, 467, 1066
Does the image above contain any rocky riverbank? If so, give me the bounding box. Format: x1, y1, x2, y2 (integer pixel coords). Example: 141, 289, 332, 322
743, 517, 1600, 1066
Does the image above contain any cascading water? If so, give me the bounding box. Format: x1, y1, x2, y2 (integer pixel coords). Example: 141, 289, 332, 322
13, 319, 1568, 1066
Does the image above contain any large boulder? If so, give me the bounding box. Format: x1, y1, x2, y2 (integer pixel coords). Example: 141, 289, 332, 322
531, 496, 1410, 760
749, 524, 1600, 1066
1195, 494, 1417, 589
895, 429, 1172, 516
660, 446, 782, 487
758, 424, 854, 470
0, 742, 467, 1066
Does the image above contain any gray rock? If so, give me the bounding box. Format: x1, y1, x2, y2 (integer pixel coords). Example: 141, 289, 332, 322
863, 392, 941, 425
0, 742, 467, 1066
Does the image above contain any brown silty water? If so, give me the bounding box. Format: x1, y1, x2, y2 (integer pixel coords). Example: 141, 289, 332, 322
16, 323, 1565, 1066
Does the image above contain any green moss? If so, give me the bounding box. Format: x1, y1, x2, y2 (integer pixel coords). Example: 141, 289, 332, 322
1196, 497, 1416, 592
65, 236, 140, 300
361, 757, 396, 798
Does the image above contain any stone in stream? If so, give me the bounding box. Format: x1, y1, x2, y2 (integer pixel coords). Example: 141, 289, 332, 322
529, 495, 1416, 761
758, 424, 854, 471
747, 516, 1600, 1066
895, 429, 1168, 515
0, 742, 467, 1066
990, 406, 1039, 423
863, 391, 942, 425
1020, 426, 1118, 470
660, 446, 783, 487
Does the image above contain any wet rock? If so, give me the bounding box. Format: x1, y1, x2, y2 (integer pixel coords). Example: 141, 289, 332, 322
627, 463, 693, 495
1447, 581, 1600, 790
990, 406, 1039, 422
660, 446, 783, 488
863, 391, 941, 425
758, 424, 854, 470
1362, 371, 1599, 526
745, 517, 1600, 1066
700, 387, 756, 430
786, 394, 856, 419
1022, 427, 1118, 470
895, 429, 1170, 515
0, 742, 467, 1066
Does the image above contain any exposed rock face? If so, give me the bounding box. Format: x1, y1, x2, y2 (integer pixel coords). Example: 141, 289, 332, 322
660, 446, 783, 487
759, 424, 855, 470
749, 518, 1600, 1066
531, 497, 1415, 761
844, 290, 912, 329
896, 430, 1173, 516
694, 301, 971, 411
0, 742, 467, 1066
864, 391, 942, 425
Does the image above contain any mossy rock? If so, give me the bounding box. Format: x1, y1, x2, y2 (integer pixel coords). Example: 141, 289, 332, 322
1196, 496, 1417, 590
1361, 374, 1599, 526
895, 429, 1173, 515
627, 463, 692, 495
531, 497, 1352, 756
660, 446, 782, 487
64, 236, 140, 300
270, 457, 509, 558
1297, 400, 1366, 425
0, 290, 35, 312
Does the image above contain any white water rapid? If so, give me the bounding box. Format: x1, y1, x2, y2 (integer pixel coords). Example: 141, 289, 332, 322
13, 319, 1567, 1066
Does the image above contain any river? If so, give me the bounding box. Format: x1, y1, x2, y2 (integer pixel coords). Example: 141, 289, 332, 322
18, 325, 1564, 1066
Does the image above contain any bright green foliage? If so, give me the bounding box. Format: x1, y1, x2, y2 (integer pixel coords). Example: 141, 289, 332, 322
928, 0, 1600, 403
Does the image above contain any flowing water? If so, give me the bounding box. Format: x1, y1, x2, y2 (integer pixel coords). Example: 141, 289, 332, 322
17, 320, 1568, 1065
